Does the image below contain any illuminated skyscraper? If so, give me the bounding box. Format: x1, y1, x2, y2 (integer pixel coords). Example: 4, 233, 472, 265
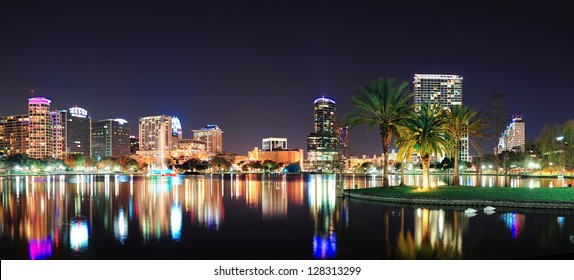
0, 115, 29, 156
498, 114, 525, 154
171, 116, 183, 145
57, 107, 92, 158
413, 74, 468, 162
92, 119, 130, 159
139, 115, 172, 152
307, 97, 341, 171
28, 97, 53, 159
192, 124, 223, 154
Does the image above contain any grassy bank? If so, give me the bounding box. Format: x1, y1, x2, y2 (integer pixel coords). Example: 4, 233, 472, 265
346, 186, 574, 204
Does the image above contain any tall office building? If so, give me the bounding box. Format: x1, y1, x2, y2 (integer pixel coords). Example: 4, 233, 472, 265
262, 137, 287, 151
92, 119, 130, 159
0, 115, 29, 156
192, 124, 223, 154
498, 114, 525, 154
139, 115, 173, 152
307, 97, 341, 170
413, 74, 468, 162
171, 116, 183, 145
59, 107, 92, 158
336, 123, 349, 161
28, 97, 54, 159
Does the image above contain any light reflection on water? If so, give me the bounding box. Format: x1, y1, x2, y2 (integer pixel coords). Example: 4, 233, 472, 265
1, 174, 573, 260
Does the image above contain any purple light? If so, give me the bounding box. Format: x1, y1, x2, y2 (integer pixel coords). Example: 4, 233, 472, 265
29, 238, 53, 260
28, 97, 52, 105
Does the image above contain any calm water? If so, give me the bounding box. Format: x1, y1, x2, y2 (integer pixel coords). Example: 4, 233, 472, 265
1, 174, 573, 260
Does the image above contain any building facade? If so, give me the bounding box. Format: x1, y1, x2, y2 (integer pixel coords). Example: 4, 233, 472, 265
306, 97, 342, 171
248, 147, 303, 165
498, 114, 525, 154
28, 97, 54, 159
0, 115, 29, 156
58, 107, 92, 158
262, 137, 287, 151
413, 74, 468, 162
92, 119, 130, 159
139, 115, 172, 152
192, 124, 223, 154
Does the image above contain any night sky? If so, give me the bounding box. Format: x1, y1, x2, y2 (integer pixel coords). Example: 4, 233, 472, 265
1, 0, 573, 156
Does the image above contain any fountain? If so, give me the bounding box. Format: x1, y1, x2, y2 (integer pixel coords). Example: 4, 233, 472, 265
147, 123, 177, 176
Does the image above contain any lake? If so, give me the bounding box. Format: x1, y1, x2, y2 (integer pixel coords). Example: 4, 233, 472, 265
1, 174, 573, 259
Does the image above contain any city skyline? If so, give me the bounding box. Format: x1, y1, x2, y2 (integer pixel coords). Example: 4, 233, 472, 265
1, 0, 573, 155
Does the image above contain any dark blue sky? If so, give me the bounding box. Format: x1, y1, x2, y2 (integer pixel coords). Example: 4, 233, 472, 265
1, 0, 573, 156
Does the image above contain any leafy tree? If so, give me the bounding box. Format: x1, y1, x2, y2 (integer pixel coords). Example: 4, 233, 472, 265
65, 154, 87, 170
182, 158, 209, 172
396, 103, 453, 189
344, 78, 413, 187
210, 157, 231, 172
262, 159, 279, 172
484, 91, 510, 174
440, 157, 453, 170
537, 123, 562, 167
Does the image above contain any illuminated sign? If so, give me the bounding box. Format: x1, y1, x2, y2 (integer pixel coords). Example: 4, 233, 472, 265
69, 107, 88, 118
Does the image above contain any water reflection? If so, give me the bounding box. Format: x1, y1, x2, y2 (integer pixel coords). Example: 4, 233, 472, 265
308, 175, 339, 259
501, 212, 525, 239
1, 174, 573, 260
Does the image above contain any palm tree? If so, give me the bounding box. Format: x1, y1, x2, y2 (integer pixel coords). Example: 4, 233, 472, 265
444, 105, 485, 186
396, 103, 453, 189
343, 78, 413, 187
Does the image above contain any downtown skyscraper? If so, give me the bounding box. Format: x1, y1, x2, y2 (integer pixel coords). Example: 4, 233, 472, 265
306, 96, 345, 171
413, 74, 469, 162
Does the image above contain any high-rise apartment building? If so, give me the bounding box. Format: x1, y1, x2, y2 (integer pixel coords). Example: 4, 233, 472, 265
192, 124, 223, 154
262, 137, 287, 151
28, 97, 54, 159
139, 115, 172, 152
51, 111, 65, 159
498, 114, 525, 154
92, 118, 130, 159
0, 115, 29, 156
306, 97, 342, 170
413, 74, 468, 162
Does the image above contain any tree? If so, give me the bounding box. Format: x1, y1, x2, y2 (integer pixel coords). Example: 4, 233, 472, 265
210, 157, 231, 172
65, 154, 87, 170
537, 123, 562, 167
343, 78, 413, 187
182, 158, 209, 172
484, 91, 510, 175
396, 103, 453, 189
444, 105, 485, 185
262, 160, 279, 172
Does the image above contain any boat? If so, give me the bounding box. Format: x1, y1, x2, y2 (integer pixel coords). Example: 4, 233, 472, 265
464, 208, 477, 214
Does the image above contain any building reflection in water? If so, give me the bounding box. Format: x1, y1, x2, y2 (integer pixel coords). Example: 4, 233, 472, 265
114, 208, 128, 244
261, 175, 287, 219
500, 212, 525, 239
394, 208, 467, 259
307, 175, 340, 259
70, 218, 89, 251
185, 177, 224, 231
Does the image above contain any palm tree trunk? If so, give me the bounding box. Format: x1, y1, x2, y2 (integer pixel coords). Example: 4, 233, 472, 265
400, 159, 406, 186
453, 142, 460, 186
422, 154, 430, 189
382, 133, 391, 188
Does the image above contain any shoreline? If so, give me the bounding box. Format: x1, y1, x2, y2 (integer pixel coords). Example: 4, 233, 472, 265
344, 188, 574, 210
